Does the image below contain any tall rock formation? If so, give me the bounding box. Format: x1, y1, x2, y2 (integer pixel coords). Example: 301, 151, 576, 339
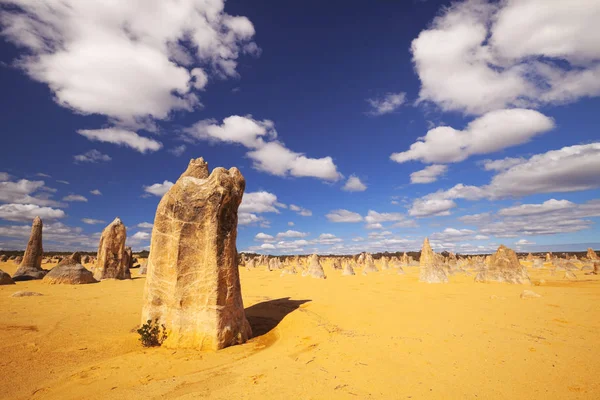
13, 217, 46, 281
141, 158, 251, 350
304, 254, 326, 279
475, 245, 531, 284
94, 218, 130, 280
419, 238, 448, 283
587, 248, 598, 261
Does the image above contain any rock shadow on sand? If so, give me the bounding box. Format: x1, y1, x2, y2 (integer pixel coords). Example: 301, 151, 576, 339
245, 297, 310, 337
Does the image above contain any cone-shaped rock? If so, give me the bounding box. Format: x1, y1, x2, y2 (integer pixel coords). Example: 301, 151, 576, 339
342, 261, 355, 276
13, 217, 47, 281
141, 158, 251, 350
43, 252, 97, 285
304, 254, 326, 279
419, 238, 448, 283
475, 245, 531, 284
362, 254, 379, 275
0, 269, 15, 285
94, 217, 131, 280
587, 248, 598, 260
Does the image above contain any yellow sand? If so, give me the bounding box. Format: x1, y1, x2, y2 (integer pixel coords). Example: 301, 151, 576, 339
1, 259, 599, 399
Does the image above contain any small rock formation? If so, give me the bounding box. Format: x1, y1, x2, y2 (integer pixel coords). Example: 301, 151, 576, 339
546, 252, 552, 262
43, 252, 97, 285
0, 270, 15, 285
139, 262, 148, 275
332, 258, 342, 270
526, 253, 534, 261
93, 217, 131, 280
342, 261, 355, 276
245, 258, 255, 270
12, 217, 47, 281
419, 238, 448, 283
564, 271, 577, 280
141, 158, 251, 350
475, 245, 531, 284
532, 259, 544, 269
587, 248, 598, 261
124, 247, 134, 269
362, 254, 379, 275
380, 256, 390, 270
0, 254, 7, 262
13, 256, 22, 264
520, 290, 541, 299
304, 254, 326, 279
11, 291, 43, 297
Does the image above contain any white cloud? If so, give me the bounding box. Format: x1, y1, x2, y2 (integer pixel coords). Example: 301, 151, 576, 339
168, 145, 186, 157
409, 198, 456, 217
289, 204, 312, 217
185, 115, 276, 148
90, 189, 102, 195
78, 128, 162, 153
342, 175, 367, 192
184, 115, 341, 181
480, 157, 526, 171
326, 209, 363, 223
0, 222, 98, 251
57, 180, 69, 185
366, 223, 383, 230
498, 199, 575, 217
316, 233, 343, 245
35, 173, 51, 178
63, 194, 88, 202
365, 210, 408, 224
0, 203, 65, 222
238, 212, 266, 226
143, 180, 174, 197
82, 218, 105, 225
260, 243, 276, 250
0, 178, 62, 206
367, 92, 406, 115
247, 141, 341, 181
288, 221, 294, 226
0, 0, 258, 127
0, 172, 11, 181
131, 231, 150, 240
74, 149, 112, 163
137, 222, 153, 229
516, 239, 535, 245
411, 0, 600, 115
391, 109, 554, 164
410, 164, 447, 184
240, 191, 281, 214
254, 232, 275, 242
276, 230, 308, 238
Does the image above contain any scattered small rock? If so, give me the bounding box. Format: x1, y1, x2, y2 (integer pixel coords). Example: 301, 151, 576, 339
11, 291, 44, 297
520, 290, 541, 299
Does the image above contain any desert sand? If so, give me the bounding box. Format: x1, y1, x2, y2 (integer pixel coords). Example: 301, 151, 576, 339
1, 258, 599, 399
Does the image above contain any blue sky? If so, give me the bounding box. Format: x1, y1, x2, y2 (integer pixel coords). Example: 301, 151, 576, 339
0, 0, 599, 254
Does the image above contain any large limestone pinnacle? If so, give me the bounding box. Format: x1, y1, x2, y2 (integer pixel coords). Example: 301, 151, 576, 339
475, 245, 531, 284
13, 216, 46, 281
141, 157, 252, 350
94, 217, 130, 280
419, 237, 448, 283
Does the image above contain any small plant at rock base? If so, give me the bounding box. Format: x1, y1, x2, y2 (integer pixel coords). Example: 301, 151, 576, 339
137, 319, 167, 347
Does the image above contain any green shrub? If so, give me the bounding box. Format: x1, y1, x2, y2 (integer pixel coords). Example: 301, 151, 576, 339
137, 319, 167, 347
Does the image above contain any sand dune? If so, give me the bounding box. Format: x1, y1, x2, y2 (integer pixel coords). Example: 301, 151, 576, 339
1, 259, 599, 399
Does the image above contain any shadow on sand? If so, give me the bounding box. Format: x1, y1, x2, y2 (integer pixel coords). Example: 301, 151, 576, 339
245, 297, 310, 337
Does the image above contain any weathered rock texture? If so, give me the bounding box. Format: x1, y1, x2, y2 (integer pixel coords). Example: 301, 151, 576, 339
342, 261, 355, 276
419, 238, 448, 283
304, 254, 326, 279
362, 254, 379, 275
11, 291, 43, 297
587, 248, 598, 260
94, 218, 131, 280
43, 252, 97, 285
0, 255, 7, 262
141, 158, 251, 351
13, 217, 47, 281
0, 270, 15, 285
475, 245, 531, 284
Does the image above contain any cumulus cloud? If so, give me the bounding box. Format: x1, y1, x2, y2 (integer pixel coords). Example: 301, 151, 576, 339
0, 0, 258, 128
0, 203, 65, 222
391, 109, 554, 164
240, 191, 281, 214
0, 172, 11, 181
367, 92, 406, 115
0, 178, 62, 207
143, 180, 173, 197
184, 116, 341, 181
168, 145, 186, 157
81, 218, 105, 225
254, 232, 275, 242
289, 204, 312, 217
342, 175, 367, 192
63, 194, 88, 202
78, 128, 162, 153
410, 143, 600, 216
90, 189, 102, 195
410, 165, 447, 184
480, 157, 527, 171
288, 221, 294, 226
498, 199, 575, 217
131, 231, 150, 240
412, 0, 600, 115
326, 209, 363, 223
73, 149, 112, 163
516, 239, 535, 245
276, 230, 308, 238
137, 222, 154, 229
